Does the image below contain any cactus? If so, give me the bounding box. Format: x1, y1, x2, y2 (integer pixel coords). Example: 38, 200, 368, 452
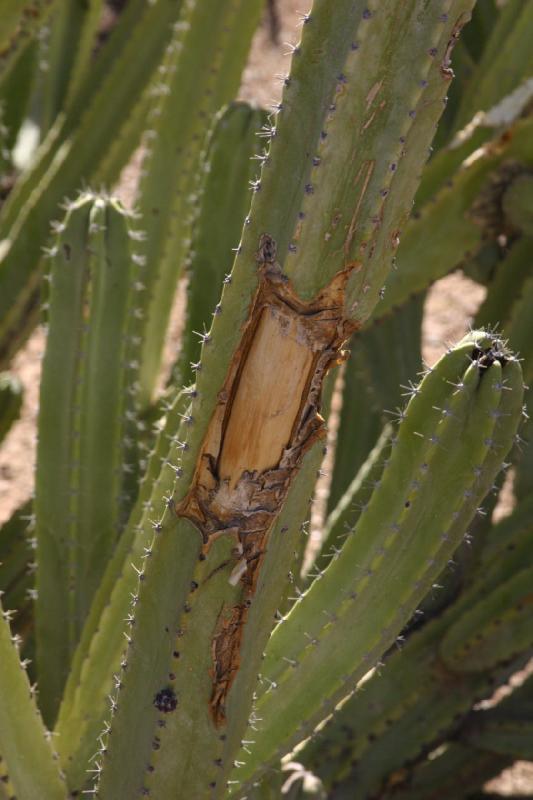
0, 594, 66, 800
35, 192, 144, 723
0, 372, 22, 445
0, 1, 532, 799
294, 481, 533, 799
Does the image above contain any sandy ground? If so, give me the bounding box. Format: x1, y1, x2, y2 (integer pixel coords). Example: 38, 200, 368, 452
0, 0, 531, 793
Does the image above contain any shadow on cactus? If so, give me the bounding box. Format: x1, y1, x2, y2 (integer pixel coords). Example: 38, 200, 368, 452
0, 2, 532, 799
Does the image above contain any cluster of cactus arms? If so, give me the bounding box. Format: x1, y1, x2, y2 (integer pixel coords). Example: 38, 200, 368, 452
1, 1, 533, 798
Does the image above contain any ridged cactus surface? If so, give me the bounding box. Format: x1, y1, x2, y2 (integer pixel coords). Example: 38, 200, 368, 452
0, 1, 531, 799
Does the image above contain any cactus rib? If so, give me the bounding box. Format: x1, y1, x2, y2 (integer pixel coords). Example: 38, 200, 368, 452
0, 597, 67, 800
232, 332, 523, 788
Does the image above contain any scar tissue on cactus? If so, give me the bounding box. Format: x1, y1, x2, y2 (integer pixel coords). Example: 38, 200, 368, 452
0, 2, 532, 800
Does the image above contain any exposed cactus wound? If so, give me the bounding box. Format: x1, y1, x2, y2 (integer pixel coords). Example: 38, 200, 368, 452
472, 343, 507, 371
177, 234, 358, 725
440, 13, 469, 79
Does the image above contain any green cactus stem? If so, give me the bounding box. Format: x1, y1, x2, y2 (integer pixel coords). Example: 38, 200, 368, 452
319, 424, 393, 573
232, 332, 523, 789
90, 2, 480, 795
135, 0, 264, 406
375, 116, 533, 319
454, 0, 533, 130
0, 372, 22, 445
0, 597, 67, 800
298, 475, 533, 799
171, 101, 268, 389
0, 1, 57, 86
35, 193, 142, 724
0, 0, 184, 370
475, 236, 533, 330
329, 293, 423, 512
53, 387, 190, 791
465, 673, 533, 761
0, 500, 34, 634
379, 743, 510, 800
38, 0, 105, 134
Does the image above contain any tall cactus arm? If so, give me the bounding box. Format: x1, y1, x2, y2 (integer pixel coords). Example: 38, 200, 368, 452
503, 270, 533, 385
35, 193, 142, 725
0, 0, 184, 370
232, 333, 523, 788
464, 673, 533, 761
475, 237, 533, 330
172, 102, 268, 389
298, 611, 519, 800
440, 565, 533, 672
378, 743, 511, 800
0, 0, 58, 84
279, 2, 473, 318
319, 424, 393, 573
39, 0, 105, 134
375, 116, 533, 319
0, 500, 34, 631
0, 599, 67, 800
301, 479, 533, 797
0, 35, 37, 162
454, 0, 533, 131
328, 293, 423, 512
53, 388, 190, 791
135, 0, 264, 406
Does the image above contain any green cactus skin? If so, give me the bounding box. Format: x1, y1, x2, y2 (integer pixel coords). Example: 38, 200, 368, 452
0, 372, 22, 445
465, 673, 533, 761
0, 35, 37, 162
378, 743, 510, 800
0, 1, 57, 85
172, 101, 268, 389
376, 116, 533, 319
319, 424, 393, 574
431, 0, 496, 151
502, 174, 533, 236
135, 0, 264, 407
0, 0, 184, 370
89, 3, 478, 796
0, 599, 67, 800
0, 500, 34, 635
39, 0, 105, 134
35, 193, 143, 724
329, 293, 423, 512
0, 759, 15, 800
440, 565, 533, 672
468, 721, 533, 763
278, 1, 476, 323
88, 2, 478, 797
300, 624, 522, 800
299, 479, 532, 798
53, 387, 190, 791
504, 273, 533, 386
479, 494, 533, 576
475, 237, 533, 330
230, 333, 523, 790
454, 0, 533, 131
325, 355, 383, 514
